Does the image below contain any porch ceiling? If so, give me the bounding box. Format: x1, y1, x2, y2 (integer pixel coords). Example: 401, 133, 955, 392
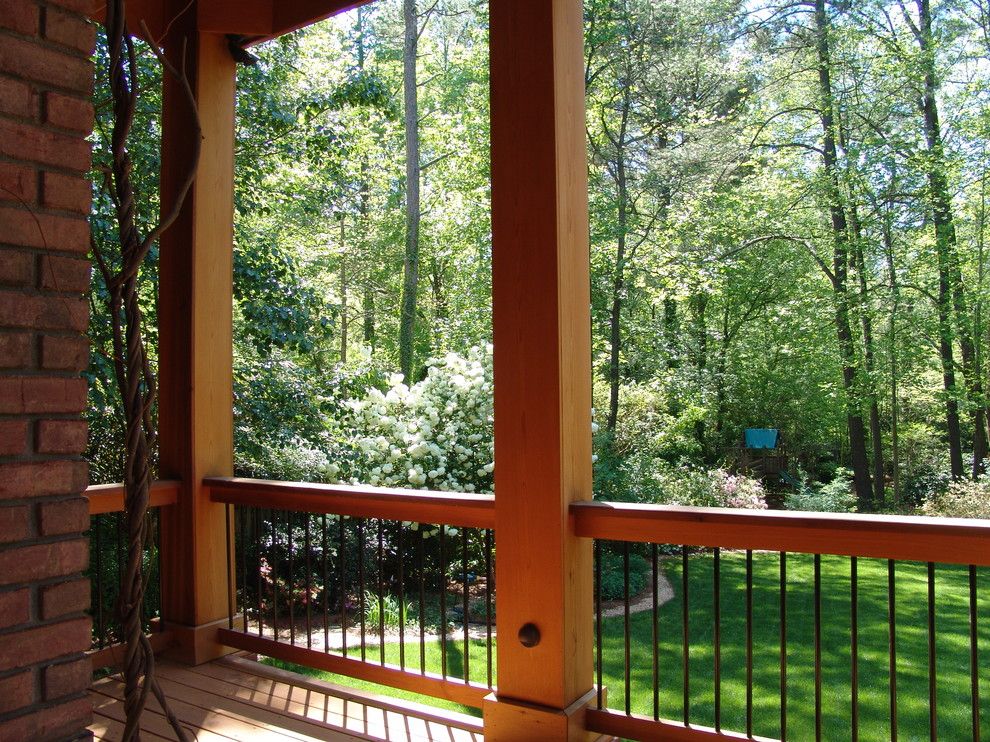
88, 0, 377, 46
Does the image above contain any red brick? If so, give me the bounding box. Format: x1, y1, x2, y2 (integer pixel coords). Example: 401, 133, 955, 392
43, 656, 89, 700
45, 91, 93, 135
0, 695, 92, 741
0, 0, 39, 37
39, 334, 89, 370
0, 291, 88, 331
36, 419, 87, 454
0, 331, 32, 368
0, 250, 33, 286
38, 497, 89, 536
0, 419, 29, 455
40, 578, 88, 620
0, 204, 89, 251
0, 119, 90, 173
0, 588, 30, 629
39, 255, 90, 293
47, 0, 95, 14
0, 161, 36, 204
0, 505, 31, 543
0, 459, 88, 500
0, 670, 34, 714
44, 7, 95, 55
0, 377, 88, 413
0, 539, 88, 588
0, 75, 37, 119
0, 34, 92, 93
41, 171, 90, 214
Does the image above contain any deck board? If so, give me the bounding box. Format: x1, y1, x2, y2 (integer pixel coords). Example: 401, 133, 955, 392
89, 655, 483, 742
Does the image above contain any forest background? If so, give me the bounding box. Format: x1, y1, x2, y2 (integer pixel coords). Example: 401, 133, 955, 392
87, 0, 990, 520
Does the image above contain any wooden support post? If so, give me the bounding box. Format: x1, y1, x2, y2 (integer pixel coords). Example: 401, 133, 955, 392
157, 5, 237, 664
487, 0, 595, 739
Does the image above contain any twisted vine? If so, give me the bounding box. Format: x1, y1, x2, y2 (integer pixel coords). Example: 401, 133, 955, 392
92, 0, 200, 738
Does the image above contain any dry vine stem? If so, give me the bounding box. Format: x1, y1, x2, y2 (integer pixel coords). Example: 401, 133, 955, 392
92, 1, 200, 739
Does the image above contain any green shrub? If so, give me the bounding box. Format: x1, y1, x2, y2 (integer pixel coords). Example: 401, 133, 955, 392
363, 591, 413, 633
599, 551, 650, 602
922, 476, 990, 519
785, 468, 857, 512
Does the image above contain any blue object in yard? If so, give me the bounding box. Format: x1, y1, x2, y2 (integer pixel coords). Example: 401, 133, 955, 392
745, 428, 779, 449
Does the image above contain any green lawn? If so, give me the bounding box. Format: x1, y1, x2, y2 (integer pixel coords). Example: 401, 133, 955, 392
268, 553, 990, 740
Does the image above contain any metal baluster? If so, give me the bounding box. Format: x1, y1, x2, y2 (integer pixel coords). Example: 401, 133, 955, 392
95, 516, 105, 649
594, 539, 603, 710
322, 514, 329, 651
623, 541, 631, 715
271, 511, 280, 642
440, 525, 448, 678
241, 508, 249, 632
419, 526, 427, 674
340, 516, 347, 657
462, 527, 470, 683
485, 529, 494, 690
683, 545, 690, 725
746, 549, 753, 738
398, 522, 405, 670
225, 504, 233, 629
815, 553, 822, 742
781, 552, 787, 742
852, 556, 859, 742
378, 519, 385, 665
928, 562, 937, 742
288, 511, 296, 645
653, 543, 661, 722
889, 559, 897, 742
305, 515, 313, 649
358, 518, 366, 661
970, 565, 980, 742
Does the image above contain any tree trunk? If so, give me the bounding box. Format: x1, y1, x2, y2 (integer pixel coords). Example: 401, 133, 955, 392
882, 206, 902, 504
814, 0, 873, 506
916, 0, 985, 476
399, 0, 421, 381
605, 88, 631, 434
339, 217, 348, 364
357, 8, 376, 350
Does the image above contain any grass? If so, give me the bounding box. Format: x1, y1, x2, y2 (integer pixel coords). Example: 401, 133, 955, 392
266, 553, 990, 740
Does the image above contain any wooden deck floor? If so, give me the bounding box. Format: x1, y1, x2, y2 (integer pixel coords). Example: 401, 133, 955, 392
89, 654, 484, 741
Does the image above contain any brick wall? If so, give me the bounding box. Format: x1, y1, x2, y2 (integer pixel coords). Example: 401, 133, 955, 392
0, 0, 95, 739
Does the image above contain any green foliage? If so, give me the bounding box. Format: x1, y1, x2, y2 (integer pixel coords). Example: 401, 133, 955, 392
599, 551, 651, 603
363, 591, 413, 632
785, 469, 859, 513
922, 476, 990, 519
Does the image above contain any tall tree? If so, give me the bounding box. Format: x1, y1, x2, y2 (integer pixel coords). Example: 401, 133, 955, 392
399, 0, 421, 381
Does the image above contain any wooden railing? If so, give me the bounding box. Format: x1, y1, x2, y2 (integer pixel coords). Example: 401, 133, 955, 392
84, 482, 179, 669
206, 477, 497, 709
574, 501, 990, 742
85, 479, 990, 740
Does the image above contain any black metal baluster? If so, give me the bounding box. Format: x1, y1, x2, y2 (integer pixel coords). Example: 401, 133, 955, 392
340, 516, 347, 658
815, 553, 822, 742
255, 509, 263, 637
398, 522, 405, 670
653, 543, 661, 722
683, 545, 690, 726
358, 518, 366, 661
156, 511, 164, 630
485, 529, 494, 690
889, 559, 897, 742
623, 541, 631, 715
714, 547, 721, 731
288, 511, 296, 645
970, 565, 980, 742
271, 511, 280, 642
746, 549, 753, 738
440, 525, 448, 678
305, 515, 313, 649
95, 516, 105, 649
241, 508, 249, 632
852, 556, 859, 742
928, 562, 937, 742
462, 527, 470, 683
781, 551, 787, 742
115, 512, 123, 642
322, 514, 329, 651
594, 540, 603, 709
419, 526, 426, 674
378, 519, 385, 665
225, 504, 233, 629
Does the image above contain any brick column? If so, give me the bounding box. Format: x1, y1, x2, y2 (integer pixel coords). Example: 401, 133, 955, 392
0, 1, 96, 740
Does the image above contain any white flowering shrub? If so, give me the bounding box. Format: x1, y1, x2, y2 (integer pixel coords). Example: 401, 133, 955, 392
922, 476, 990, 519
342, 345, 494, 493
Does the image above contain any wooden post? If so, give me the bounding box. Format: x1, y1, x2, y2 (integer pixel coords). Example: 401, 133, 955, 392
157, 4, 237, 664
486, 0, 596, 738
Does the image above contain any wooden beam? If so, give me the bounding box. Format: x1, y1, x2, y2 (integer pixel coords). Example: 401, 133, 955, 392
157, 0, 236, 663
217, 629, 491, 709
487, 0, 594, 737
206, 477, 496, 529
86, 480, 181, 514
572, 501, 990, 566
